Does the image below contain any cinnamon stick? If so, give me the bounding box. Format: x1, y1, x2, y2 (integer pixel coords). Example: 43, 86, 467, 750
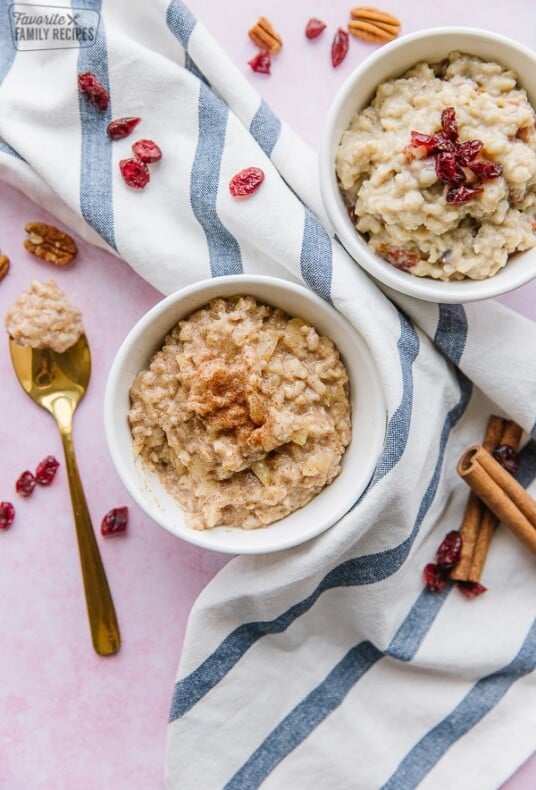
500, 420, 523, 450
483, 415, 508, 453
450, 415, 505, 582
465, 419, 525, 581
457, 445, 536, 555
468, 508, 497, 582
450, 492, 485, 581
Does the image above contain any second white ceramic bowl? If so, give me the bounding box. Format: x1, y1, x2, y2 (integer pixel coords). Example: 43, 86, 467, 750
319, 27, 536, 303
104, 275, 386, 554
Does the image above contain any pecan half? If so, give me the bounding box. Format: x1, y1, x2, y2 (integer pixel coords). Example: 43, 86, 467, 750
248, 17, 282, 54
0, 254, 10, 282
24, 222, 77, 266
349, 6, 400, 43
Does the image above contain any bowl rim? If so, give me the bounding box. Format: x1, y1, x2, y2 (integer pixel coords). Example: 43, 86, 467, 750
104, 274, 387, 554
319, 26, 536, 303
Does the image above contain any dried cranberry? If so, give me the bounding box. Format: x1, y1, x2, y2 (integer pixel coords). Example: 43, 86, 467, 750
441, 107, 458, 141
409, 108, 501, 206
107, 117, 141, 140
331, 28, 349, 68
433, 131, 457, 153
457, 140, 484, 165
409, 131, 456, 155
446, 185, 483, 205
248, 51, 271, 75
410, 131, 438, 151
457, 581, 487, 599
492, 443, 520, 473
0, 502, 15, 529
305, 18, 326, 39
435, 152, 465, 186
380, 246, 420, 271
101, 506, 128, 537
467, 160, 503, 180
423, 563, 449, 593
16, 471, 36, 497
229, 166, 265, 198
132, 139, 162, 163
35, 455, 60, 486
409, 134, 438, 160
119, 158, 150, 189
78, 72, 109, 111
436, 530, 462, 569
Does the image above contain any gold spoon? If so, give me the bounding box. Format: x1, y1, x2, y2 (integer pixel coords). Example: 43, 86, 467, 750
9, 334, 121, 656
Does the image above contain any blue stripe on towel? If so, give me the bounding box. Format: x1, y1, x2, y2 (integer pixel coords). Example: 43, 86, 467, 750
167, 1, 203, 80
0, 4, 21, 157
168, 4, 281, 158
516, 439, 536, 486
359, 302, 461, 504
368, 312, 418, 487
224, 641, 384, 789
189, 82, 242, 276
75, 0, 116, 250
167, 4, 242, 275
169, 369, 472, 723
434, 304, 468, 364
249, 100, 281, 158
382, 616, 536, 789
0, 7, 17, 84
184, 52, 208, 85
166, 0, 197, 49
0, 139, 22, 160
409, 368, 471, 530
225, 586, 452, 788
300, 207, 333, 301
386, 586, 452, 662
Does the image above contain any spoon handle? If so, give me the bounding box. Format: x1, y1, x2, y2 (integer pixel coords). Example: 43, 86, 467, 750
58, 418, 121, 656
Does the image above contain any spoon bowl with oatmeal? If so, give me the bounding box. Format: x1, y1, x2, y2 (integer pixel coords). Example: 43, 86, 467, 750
320, 27, 536, 302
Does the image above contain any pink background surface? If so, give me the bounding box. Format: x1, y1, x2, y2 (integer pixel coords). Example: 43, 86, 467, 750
1, 1, 535, 787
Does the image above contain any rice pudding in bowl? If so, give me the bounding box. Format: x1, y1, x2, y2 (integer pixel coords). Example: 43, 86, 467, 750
128, 295, 351, 531
104, 276, 386, 554
320, 28, 536, 302
337, 52, 536, 281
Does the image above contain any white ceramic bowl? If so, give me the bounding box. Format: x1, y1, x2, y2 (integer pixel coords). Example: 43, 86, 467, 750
319, 27, 536, 303
104, 275, 386, 555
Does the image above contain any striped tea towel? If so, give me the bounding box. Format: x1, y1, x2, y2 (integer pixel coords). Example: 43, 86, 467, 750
1, 2, 536, 787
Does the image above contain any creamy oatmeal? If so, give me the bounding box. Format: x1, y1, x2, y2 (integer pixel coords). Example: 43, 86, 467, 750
5, 279, 84, 353
128, 296, 351, 531
336, 52, 536, 280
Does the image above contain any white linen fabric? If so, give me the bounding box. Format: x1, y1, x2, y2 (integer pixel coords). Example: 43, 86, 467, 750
1, 1, 535, 788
